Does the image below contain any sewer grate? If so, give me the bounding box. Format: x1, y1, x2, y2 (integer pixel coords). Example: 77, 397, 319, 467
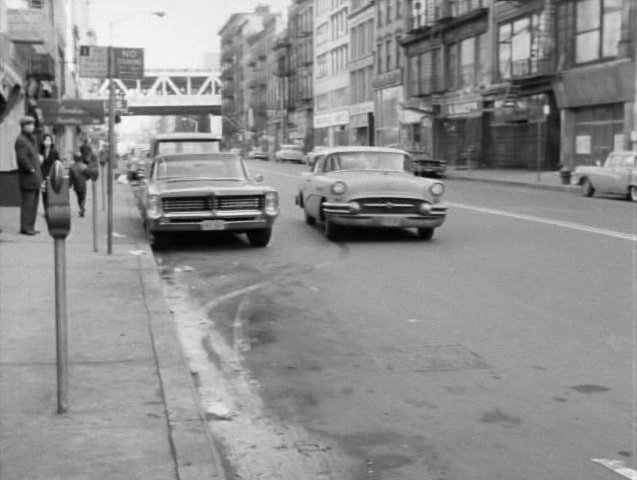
375, 344, 488, 372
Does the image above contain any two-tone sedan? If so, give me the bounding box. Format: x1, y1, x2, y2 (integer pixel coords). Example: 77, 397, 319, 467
572, 151, 637, 201
295, 146, 448, 241
140, 152, 279, 249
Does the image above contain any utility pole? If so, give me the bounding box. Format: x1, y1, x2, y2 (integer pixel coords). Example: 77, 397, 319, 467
107, 40, 115, 255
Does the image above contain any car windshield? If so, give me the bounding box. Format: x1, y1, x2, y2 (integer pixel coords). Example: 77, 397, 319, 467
156, 140, 220, 155
329, 152, 411, 172
155, 155, 245, 180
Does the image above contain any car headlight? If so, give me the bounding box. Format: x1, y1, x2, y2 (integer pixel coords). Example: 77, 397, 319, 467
148, 195, 162, 217
429, 182, 444, 197
332, 181, 347, 195
265, 191, 279, 214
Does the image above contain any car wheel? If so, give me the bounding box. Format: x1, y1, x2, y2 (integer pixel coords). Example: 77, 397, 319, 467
581, 178, 594, 197
148, 228, 170, 250
417, 228, 435, 240
323, 218, 341, 241
304, 208, 316, 226
247, 228, 272, 247
630, 186, 637, 203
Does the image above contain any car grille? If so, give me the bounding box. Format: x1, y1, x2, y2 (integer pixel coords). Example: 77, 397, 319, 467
357, 197, 420, 215
216, 195, 264, 210
162, 196, 212, 212
161, 195, 264, 213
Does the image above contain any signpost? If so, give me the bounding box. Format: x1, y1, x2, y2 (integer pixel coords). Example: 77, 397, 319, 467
79, 46, 108, 78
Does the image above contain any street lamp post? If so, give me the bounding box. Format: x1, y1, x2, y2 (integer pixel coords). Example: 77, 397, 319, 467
106, 11, 165, 255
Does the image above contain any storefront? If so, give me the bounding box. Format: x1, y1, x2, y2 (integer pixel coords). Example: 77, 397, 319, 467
313, 110, 349, 147
482, 92, 560, 169
434, 94, 483, 168
373, 69, 403, 147
399, 99, 434, 154
554, 60, 635, 168
349, 101, 374, 146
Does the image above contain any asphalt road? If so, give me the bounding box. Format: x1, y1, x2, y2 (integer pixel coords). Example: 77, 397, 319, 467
155, 160, 637, 480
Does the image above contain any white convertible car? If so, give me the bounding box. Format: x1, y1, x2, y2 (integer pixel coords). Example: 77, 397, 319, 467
295, 146, 448, 241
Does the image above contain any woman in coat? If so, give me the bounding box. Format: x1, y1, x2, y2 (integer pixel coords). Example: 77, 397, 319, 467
39, 134, 60, 208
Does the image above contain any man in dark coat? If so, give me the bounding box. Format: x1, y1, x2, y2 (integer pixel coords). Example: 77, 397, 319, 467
14, 116, 42, 235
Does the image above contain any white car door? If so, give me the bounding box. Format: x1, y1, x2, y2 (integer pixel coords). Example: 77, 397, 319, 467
610, 154, 636, 195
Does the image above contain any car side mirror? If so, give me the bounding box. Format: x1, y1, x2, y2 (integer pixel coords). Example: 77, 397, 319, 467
255, 173, 264, 183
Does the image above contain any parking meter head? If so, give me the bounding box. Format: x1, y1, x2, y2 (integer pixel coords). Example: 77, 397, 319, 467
46, 160, 71, 238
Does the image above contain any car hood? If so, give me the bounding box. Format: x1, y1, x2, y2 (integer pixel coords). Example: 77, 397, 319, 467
149, 179, 271, 196
326, 170, 437, 198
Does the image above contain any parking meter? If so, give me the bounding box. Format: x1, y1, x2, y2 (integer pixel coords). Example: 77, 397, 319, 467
46, 160, 71, 239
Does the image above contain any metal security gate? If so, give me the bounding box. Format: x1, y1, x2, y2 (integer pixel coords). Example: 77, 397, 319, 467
572, 103, 624, 166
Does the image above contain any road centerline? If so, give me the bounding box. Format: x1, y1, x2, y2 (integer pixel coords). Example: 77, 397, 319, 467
449, 202, 637, 242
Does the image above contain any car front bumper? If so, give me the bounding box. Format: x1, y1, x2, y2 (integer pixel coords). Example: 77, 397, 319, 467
146, 210, 278, 233
323, 202, 447, 229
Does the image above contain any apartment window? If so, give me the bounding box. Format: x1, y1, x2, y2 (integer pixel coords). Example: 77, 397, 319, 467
387, 0, 392, 23
397, 0, 402, 18
498, 14, 542, 78
477, 33, 489, 85
396, 38, 402, 68
409, 54, 419, 96
378, 0, 384, 27
447, 43, 458, 89
460, 37, 475, 87
575, 0, 622, 63
386, 38, 392, 71
377, 43, 383, 73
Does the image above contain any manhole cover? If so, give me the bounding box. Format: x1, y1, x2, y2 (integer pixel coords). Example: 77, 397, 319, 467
376, 345, 488, 372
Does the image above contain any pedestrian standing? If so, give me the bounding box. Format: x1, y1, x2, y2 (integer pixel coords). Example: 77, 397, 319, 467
14, 116, 42, 235
69, 153, 89, 217
39, 134, 60, 208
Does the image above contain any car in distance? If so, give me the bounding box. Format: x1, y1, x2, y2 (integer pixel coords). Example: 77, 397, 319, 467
248, 147, 269, 161
572, 151, 637, 201
406, 149, 447, 177
296, 146, 448, 241
149, 132, 221, 159
140, 152, 280, 249
275, 144, 306, 164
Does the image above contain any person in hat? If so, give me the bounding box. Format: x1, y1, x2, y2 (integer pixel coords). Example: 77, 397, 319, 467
14, 116, 42, 235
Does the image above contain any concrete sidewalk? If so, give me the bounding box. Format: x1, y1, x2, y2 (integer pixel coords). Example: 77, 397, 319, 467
444, 168, 580, 193
0, 183, 226, 480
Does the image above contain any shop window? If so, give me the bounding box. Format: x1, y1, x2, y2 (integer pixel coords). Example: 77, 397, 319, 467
575, 0, 622, 64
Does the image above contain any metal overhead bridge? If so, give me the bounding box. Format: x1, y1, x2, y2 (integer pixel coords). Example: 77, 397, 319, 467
95, 69, 221, 116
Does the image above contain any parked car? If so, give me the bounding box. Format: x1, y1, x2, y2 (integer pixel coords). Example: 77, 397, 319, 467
139, 152, 280, 249
405, 149, 447, 177
149, 132, 221, 159
295, 146, 448, 241
248, 147, 269, 160
306, 146, 328, 166
275, 144, 306, 164
571, 151, 637, 201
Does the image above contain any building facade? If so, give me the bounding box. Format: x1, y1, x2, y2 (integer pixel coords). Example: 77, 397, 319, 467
1, 0, 89, 205
287, 0, 314, 151
348, 0, 375, 145
373, 0, 406, 146
314, 0, 350, 147
553, 0, 635, 168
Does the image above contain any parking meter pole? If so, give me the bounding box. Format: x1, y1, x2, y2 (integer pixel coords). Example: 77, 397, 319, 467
54, 237, 69, 413
101, 164, 106, 211
92, 179, 98, 252
107, 45, 115, 255
46, 160, 71, 414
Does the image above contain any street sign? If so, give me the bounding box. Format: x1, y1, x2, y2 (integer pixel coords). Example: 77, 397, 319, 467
39, 99, 105, 126
79, 45, 108, 78
112, 48, 144, 80
107, 97, 128, 114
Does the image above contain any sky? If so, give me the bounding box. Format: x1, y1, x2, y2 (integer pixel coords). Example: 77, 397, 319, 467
89, 0, 291, 70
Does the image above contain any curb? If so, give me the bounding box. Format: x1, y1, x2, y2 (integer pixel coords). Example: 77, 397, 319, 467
445, 173, 580, 193
126, 191, 227, 480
